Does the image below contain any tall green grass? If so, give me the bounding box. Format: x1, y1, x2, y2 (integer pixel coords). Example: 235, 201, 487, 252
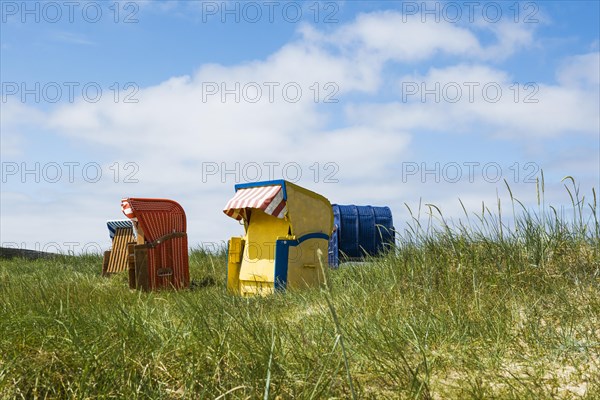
1, 181, 598, 399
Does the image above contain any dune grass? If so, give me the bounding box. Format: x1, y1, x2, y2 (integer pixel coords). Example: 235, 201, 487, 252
1, 180, 598, 399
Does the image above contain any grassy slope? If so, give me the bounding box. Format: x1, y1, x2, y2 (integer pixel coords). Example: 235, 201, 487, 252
1, 184, 599, 399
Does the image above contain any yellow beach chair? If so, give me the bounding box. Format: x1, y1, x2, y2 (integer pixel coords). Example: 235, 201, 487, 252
223, 180, 333, 296
102, 220, 135, 276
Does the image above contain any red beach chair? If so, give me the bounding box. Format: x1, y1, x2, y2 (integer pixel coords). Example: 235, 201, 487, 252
121, 198, 190, 291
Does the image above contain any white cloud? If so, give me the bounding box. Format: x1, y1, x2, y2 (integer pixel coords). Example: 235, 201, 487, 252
0, 102, 48, 158
557, 52, 600, 87
44, 10, 547, 164
0, 132, 23, 158
316, 11, 481, 61
348, 60, 599, 138
474, 20, 535, 60
302, 10, 536, 62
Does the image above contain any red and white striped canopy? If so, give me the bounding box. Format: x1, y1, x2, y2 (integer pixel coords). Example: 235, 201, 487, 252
121, 199, 137, 221
224, 185, 287, 221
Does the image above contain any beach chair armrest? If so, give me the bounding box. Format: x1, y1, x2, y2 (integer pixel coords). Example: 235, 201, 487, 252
138, 232, 187, 249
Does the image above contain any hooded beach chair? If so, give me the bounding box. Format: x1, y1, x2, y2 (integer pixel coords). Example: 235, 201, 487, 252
121, 198, 190, 291
223, 180, 333, 296
102, 220, 135, 276
328, 205, 395, 268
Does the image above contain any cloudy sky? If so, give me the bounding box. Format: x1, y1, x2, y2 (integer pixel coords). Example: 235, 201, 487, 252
1, 0, 599, 254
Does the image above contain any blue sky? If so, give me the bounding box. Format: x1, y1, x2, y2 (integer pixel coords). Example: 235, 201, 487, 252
1, 0, 599, 253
